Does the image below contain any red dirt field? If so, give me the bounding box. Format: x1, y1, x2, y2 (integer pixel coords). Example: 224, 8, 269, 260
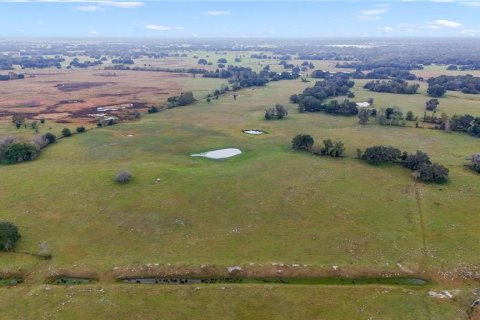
0, 68, 204, 123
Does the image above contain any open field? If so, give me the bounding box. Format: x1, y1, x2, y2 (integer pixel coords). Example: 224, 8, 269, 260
2, 52, 480, 318
0, 68, 226, 123
0, 284, 471, 320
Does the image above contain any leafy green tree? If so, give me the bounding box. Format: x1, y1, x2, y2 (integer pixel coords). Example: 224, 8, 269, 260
418, 163, 449, 183
292, 134, 314, 151
177, 92, 196, 106
357, 108, 370, 125
361, 145, 402, 165
403, 151, 431, 170
116, 170, 132, 184
0, 222, 21, 251
426, 98, 439, 111
316, 139, 345, 157
427, 84, 446, 97
62, 128, 72, 137
1, 142, 39, 164
44, 133, 56, 144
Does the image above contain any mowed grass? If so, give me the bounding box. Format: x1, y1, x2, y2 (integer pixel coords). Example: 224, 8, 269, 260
1, 78, 480, 277
0, 284, 467, 320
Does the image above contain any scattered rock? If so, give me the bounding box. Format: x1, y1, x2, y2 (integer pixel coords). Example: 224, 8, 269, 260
227, 266, 242, 273
428, 290, 455, 299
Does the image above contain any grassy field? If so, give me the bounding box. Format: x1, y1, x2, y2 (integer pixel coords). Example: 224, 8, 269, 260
0, 284, 470, 320
1, 66, 480, 318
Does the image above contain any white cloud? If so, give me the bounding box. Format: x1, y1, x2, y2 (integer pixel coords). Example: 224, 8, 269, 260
460, 1, 480, 6
379, 26, 394, 32
0, 0, 143, 8
360, 8, 387, 15
145, 24, 183, 32
432, 19, 462, 28
76, 5, 99, 11
203, 10, 230, 16
145, 24, 171, 31
357, 15, 381, 21
88, 30, 99, 34
357, 6, 387, 21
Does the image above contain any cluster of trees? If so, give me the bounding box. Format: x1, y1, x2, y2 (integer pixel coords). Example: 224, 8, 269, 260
265, 104, 288, 120
427, 75, 480, 95
358, 146, 448, 183
311, 139, 345, 157
377, 107, 407, 126
337, 62, 423, 71
364, 79, 420, 94
0, 221, 21, 251
203, 65, 299, 90
166, 91, 196, 108
0, 73, 25, 81
291, 75, 355, 114
467, 153, 480, 174
352, 67, 417, 80
111, 58, 134, 65
448, 114, 480, 137
0, 132, 57, 165
69, 58, 102, 68
292, 134, 345, 158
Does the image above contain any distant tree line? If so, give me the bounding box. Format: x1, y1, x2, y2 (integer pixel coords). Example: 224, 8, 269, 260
364, 79, 420, 94
290, 74, 355, 114
427, 75, 480, 95
352, 67, 417, 80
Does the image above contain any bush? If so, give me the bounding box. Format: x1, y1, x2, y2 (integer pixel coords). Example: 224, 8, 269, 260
427, 84, 446, 97
0, 222, 21, 251
0, 136, 17, 159
76, 126, 86, 133
467, 153, 480, 173
116, 170, 132, 184
44, 132, 56, 144
361, 145, 402, 165
62, 128, 72, 137
403, 151, 432, 170
148, 106, 159, 113
406, 111, 415, 121
292, 134, 314, 151
313, 139, 345, 157
1, 142, 39, 164
418, 163, 449, 183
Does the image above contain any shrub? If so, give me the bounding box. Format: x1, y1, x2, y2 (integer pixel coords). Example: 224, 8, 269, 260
0, 136, 17, 159
403, 151, 432, 171
418, 163, 449, 183
44, 132, 56, 144
0, 221, 21, 251
148, 106, 159, 113
467, 153, 480, 173
62, 128, 72, 137
406, 111, 415, 121
116, 170, 132, 184
1, 142, 39, 164
292, 134, 314, 151
32, 135, 48, 149
76, 126, 86, 133
361, 145, 402, 165
427, 84, 446, 97
313, 139, 345, 157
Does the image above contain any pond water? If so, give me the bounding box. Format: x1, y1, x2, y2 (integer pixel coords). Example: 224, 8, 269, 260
51, 277, 97, 285
243, 130, 265, 135
191, 148, 242, 159
121, 277, 428, 286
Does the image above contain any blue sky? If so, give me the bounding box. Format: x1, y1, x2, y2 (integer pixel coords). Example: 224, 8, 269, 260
1, 0, 480, 38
